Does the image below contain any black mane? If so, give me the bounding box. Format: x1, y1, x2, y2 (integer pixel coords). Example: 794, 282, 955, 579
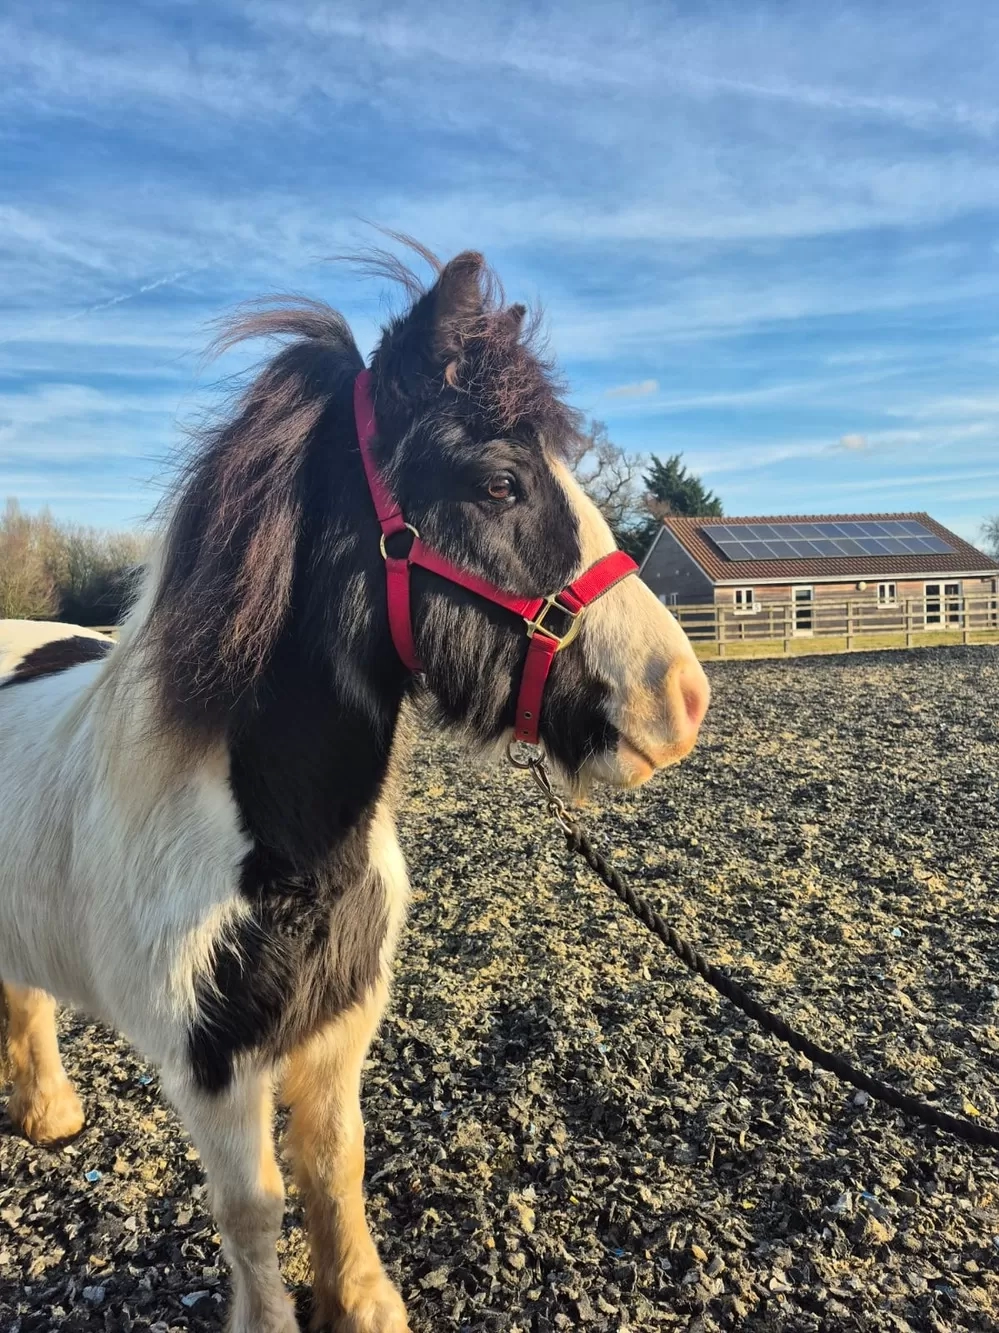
148, 246, 579, 743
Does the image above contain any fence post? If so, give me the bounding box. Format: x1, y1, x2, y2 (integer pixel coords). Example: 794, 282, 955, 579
905, 598, 913, 648
846, 600, 855, 651
782, 601, 791, 655
717, 604, 726, 658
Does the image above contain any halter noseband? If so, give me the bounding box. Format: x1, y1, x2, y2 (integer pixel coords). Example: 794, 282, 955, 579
353, 370, 637, 746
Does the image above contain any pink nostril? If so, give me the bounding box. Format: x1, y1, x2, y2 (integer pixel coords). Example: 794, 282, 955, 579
677, 661, 710, 732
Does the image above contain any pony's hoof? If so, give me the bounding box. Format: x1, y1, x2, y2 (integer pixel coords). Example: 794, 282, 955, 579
313, 1273, 410, 1333
7, 1081, 85, 1145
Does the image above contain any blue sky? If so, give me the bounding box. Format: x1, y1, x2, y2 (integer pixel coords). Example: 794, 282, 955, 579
2, 1, 999, 544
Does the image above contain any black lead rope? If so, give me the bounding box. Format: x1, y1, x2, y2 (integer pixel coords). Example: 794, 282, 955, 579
519, 752, 999, 1152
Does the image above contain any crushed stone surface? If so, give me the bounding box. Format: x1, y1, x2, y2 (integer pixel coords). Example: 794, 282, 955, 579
2, 645, 998, 1331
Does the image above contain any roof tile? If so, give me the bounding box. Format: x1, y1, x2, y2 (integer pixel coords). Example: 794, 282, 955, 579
658, 512, 999, 583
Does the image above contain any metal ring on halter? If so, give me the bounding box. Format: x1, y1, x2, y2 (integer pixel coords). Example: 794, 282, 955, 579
379, 524, 420, 560
507, 739, 540, 769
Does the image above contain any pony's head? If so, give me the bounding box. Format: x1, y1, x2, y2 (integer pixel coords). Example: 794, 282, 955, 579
148, 247, 708, 790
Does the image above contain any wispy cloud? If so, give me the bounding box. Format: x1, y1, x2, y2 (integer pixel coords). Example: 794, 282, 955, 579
10, 4, 998, 142
3, 0, 999, 538
0, 271, 196, 347
605, 378, 658, 399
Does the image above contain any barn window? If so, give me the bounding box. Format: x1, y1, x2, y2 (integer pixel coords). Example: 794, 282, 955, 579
733, 587, 757, 614
877, 582, 897, 606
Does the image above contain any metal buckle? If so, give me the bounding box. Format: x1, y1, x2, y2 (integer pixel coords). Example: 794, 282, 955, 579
379, 524, 420, 560
524, 594, 583, 650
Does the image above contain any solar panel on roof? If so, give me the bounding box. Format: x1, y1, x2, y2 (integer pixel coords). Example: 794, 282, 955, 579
717, 541, 753, 560
703, 520, 955, 562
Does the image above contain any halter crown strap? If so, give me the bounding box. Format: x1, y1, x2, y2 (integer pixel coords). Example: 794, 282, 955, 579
354, 371, 420, 670
353, 370, 638, 745
353, 371, 403, 534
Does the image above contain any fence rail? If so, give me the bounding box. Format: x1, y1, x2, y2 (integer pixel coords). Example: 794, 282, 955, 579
87, 594, 999, 659
670, 592, 999, 657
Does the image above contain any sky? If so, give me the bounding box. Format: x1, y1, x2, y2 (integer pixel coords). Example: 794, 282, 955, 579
2, 1, 999, 545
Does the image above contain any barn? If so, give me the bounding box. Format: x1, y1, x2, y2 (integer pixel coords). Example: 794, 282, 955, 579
639, 512, 999, 636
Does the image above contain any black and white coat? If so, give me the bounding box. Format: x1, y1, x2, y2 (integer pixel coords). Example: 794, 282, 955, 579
0, 250, 708, 1333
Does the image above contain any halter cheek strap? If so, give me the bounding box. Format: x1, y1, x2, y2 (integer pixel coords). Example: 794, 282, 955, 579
353, 370, 638, 745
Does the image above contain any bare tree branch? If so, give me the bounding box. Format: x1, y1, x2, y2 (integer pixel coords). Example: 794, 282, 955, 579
565, 421, 649, 546
982, 515, 999, 558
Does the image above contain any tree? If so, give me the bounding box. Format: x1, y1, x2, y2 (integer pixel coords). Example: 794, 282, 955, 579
565, 426, 724, 561
0, 499, 59, 619
982, 515, 999, 558
0, 498, 148, 625
564, 420, 651, 559
643, 454, 723, 519
46, 523, 147, 625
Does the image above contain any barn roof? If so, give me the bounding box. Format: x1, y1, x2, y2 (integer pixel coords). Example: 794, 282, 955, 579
652, 512, 999, 584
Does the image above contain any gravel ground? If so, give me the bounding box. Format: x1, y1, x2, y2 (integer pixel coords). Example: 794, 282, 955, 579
2, 645, 999, 1332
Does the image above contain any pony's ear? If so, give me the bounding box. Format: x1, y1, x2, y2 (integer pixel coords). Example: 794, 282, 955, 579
430, 251, 486, 361
504, 303, 527, 335
374, 251, 486, 405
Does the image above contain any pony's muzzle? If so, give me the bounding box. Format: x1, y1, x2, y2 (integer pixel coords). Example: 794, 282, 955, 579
614, 656, 711, 787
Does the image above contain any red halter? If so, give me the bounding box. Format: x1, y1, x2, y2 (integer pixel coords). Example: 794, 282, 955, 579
354, 370, 637, 745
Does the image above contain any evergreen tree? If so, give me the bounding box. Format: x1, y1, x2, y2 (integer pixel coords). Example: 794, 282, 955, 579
643, 454, 723, 518
566, 432, 724, 562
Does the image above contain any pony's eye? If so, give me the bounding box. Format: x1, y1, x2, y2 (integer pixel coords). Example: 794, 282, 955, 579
485, 473, 517, 504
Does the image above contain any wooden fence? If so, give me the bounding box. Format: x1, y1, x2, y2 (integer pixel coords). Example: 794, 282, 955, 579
95, 591, 999, 660
670, 591, 999, 658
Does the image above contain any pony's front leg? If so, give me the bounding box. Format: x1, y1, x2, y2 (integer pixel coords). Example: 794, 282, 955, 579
283, 981, 408, 1333
3, 984, 85, 1144
163, 1067, 297, 1333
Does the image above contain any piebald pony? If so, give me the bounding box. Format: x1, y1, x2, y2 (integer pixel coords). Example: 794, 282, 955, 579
0, 248, 709, 1333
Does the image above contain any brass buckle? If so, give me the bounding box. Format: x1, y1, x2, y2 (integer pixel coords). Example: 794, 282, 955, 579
379, 524, 420, 560
525, 594, 583, 651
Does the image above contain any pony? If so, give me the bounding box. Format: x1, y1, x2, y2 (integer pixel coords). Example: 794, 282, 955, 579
0, 247, 710, 1333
